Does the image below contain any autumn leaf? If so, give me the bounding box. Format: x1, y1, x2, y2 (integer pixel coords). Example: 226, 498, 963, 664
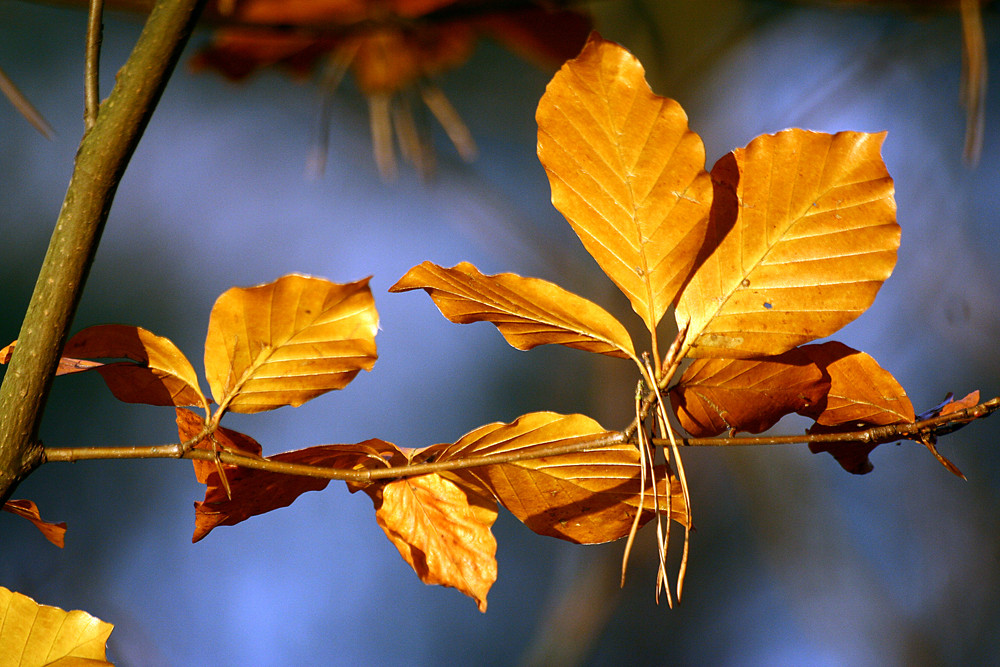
203, 274, 378, 414
435, 412, 688, 544
537, 33, 713, 334
676, 130, 899, 358
1, 340, 103, 375
669, 347, 829, 437
54, 324, 208, 408
0, 587, 113, 666
364, 472, 498, 612
389, 260, 636, 359
2, 499, 67, 548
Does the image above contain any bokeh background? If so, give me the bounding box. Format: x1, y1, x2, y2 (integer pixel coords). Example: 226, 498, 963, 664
2, 1, 1000, 664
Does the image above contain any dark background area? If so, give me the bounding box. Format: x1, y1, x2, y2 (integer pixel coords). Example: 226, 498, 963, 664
2, 1, 1000, 664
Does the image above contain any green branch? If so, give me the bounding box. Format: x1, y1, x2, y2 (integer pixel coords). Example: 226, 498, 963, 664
0, 0, 206, 504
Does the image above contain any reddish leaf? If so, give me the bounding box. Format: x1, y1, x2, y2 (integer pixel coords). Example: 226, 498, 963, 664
940, 390, 981, 416
2, 499, 67, 548
670, 347, 828, 437
364, 473, 498, 612
1, 340, 103, 375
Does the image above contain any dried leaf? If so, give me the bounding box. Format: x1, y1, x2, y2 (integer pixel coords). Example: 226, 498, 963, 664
178, 409, 391, 542
2, 499, 67, 548
203, 274, 378, 414
940, 390, 981, 416
0, 587, 113, 666
389, 260, 635, 359
436, 412, 688, 544
59, 325, 208, 408
536, 33, 713, 333
364, 473, 498, 612
676, 130, 899, 358
1, 341, 103, 375
670, 348, 829, 437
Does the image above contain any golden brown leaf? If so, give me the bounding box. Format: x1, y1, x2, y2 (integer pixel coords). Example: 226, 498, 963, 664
676, 130, 899, 358
0, 587, 114, 666
1, 340, 103, 375
537, 33, 713, 334
2, 499, 67, 548
203, 274, 378, 414
60, 325, 207, 408
389, 260, 636, 359
436, 412, 688, 544
364, 473, 498, 612
940, 390, 981, 415
670, 347, 829, 437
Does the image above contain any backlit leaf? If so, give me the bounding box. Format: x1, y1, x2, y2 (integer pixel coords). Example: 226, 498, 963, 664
62, 325, 207, 408
676, 130, 899, 358
436, 412, 688, 544
0, 587, 113, 666
670, 348, 828, 437
537, 33, 713, 333
2, 499, 67, 548
389, 260, 635, 359
204, 274, 378, 414
364, 473, 498, 612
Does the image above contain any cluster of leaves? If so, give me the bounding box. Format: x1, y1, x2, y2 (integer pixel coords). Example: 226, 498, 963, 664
2, 34, 988, 613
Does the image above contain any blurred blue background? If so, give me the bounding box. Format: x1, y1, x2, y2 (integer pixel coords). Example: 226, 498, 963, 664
2, 0, 1000, 664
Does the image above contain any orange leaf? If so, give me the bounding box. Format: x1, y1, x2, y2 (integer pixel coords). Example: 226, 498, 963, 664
0, 587, 113, 665
2, 499, 67, 548
1, 340, 103, 375
940, 390, 980, 416
364, 473, 498, 612
62, 324, 208, 408
676, 130, 899, 358
670, 347, 829, 437
389, 260, 635, 359
437, 412, 687, 544
203, 274, 378, 414
536, 33, 713, 333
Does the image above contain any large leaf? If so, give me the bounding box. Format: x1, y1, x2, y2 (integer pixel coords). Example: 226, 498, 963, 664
389, 260, 635, 359
364, 473, 498, 612
0, 587, 113, 666
435, 412, 688, 544
676, 130, 899, 358
204, 274, 378, 413
670, 347, 828, 437
536, 33, 713, 333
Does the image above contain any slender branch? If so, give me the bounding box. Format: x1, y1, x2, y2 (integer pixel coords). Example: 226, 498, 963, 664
0, 0, 207, 505
84, 0, 105, 130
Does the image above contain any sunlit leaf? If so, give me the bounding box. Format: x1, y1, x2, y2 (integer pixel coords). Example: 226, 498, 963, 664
670, 347, 828, 437
60, 325, 207, 408
0, 587, 113, 666
389, 260, 635, 359
436, 412, 688, 544
364, 472, 498, 612
676, 130, 899, 358
2, 499, 67, 548
204, 274, 378, 414
537, 33, 713, 333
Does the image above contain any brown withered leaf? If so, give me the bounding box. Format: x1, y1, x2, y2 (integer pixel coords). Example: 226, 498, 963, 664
1, 340, 103, 375
536, 33, 713, 334
435, 412, 688, 544
203, 274, 378, 414
389, 260, 636, 359
940, 389, 981, 416
676, 130, 899, 358
2, 499, 67, 548
60, 324, 208, 408
364, 472, 498, 612
0, 586, 113, 666
799, 341, 914, 474
177, 408, 391, 541
670, 347, 829, 437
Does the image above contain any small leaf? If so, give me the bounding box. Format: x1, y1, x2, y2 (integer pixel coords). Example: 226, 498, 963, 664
670, 347, 829, 437
60, 325, 208, 408
436, 412, 687, 544
204, 274, 378, 414
0, 587, 114, 666
389, 260, 635, 359
2, 499, 67, 548
536, 33, 713, 333
676, 130, 899, 358
1, 341, 103, 375
364, 473, 498, 612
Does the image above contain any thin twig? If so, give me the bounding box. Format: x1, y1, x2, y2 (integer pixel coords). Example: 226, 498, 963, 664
85, 0, 105, 129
